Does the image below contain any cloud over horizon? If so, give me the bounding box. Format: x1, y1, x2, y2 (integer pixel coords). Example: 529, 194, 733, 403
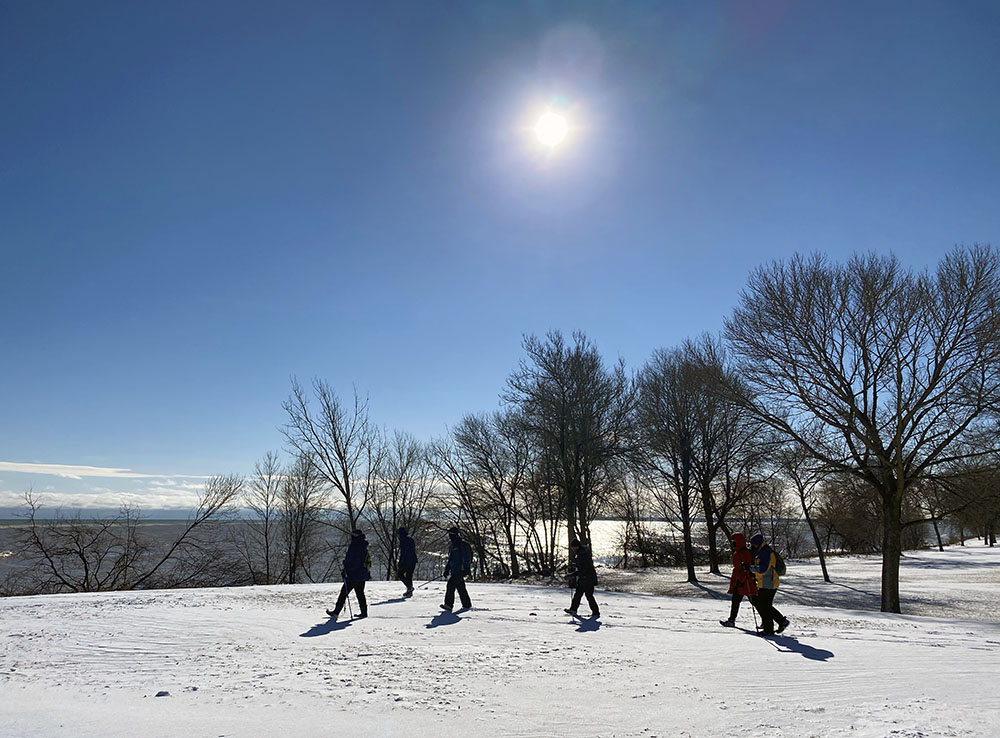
0, 461, 209, 481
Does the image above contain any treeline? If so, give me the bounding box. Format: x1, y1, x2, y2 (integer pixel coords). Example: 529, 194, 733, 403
6, 247, 1000, 613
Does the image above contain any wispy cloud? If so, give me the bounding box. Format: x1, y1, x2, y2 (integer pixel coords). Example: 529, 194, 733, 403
0, 489, 203, 511
0, 461, 209, 481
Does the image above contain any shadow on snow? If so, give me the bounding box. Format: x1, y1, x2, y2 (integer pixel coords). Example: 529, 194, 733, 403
300, 618, 353, 637
426, 610, 464, 629
765, 634, 835, 661
569, 616, 602, 632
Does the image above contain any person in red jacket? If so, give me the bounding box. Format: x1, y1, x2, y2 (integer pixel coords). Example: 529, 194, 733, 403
719, 532, 758, 628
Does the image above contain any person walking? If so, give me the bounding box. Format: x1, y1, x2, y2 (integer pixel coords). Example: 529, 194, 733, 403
746, 532, 789, 636
719, 532, 757, 627
564, 538, 600, 618
397, 526, 417, 597
441, 527, 472, 611
326, 529, 371, 620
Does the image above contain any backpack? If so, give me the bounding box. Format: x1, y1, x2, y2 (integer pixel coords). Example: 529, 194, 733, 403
461, 540, 473, 575
773, 550, 787, 576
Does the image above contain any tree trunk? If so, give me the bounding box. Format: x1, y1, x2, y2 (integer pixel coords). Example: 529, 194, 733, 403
680, 473, 697, 583
932, 518, 944, 552
880, 486, 904, 613
506, 533, 521, 578
567, 501, 578, 555
803, 506, 831, 583
700, 485, 720, 575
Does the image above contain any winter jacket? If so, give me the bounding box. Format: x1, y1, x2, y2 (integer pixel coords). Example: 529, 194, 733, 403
342, 536, 372, 582
728, 546, 758, 596
397, 532, 418, 567
751, 542, 780, 590
444, 537, 472, 578
571, 545, 598, 587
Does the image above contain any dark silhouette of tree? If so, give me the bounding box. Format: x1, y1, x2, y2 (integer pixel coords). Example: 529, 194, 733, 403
504, 331, 634, 551
725, 247, 1000, 612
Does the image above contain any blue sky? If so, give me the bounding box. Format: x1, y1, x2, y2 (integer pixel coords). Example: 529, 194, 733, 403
2, 1, 999, 511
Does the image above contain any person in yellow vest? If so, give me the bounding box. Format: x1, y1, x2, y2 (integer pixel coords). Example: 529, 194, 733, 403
745, 532, 789, 636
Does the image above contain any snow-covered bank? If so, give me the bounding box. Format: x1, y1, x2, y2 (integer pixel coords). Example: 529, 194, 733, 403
2, 546, 999, 738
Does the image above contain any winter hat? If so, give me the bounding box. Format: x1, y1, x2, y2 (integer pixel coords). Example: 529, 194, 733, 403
749, 533, 764, 547
448, 526, 461, 537
351, 529, 365, 539
569, 538, 580, 548
732, 533, 746, 548
397, 526, 407, 536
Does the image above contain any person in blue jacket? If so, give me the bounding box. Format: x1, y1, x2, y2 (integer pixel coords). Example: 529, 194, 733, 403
397, 526, 418, 597
564, 538, 600, 618
326, 529, 371, 620
441, 527, 472, 611
745, 532, 789, 636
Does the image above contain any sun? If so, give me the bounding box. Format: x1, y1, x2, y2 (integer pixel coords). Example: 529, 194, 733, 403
535, 111, 568, 147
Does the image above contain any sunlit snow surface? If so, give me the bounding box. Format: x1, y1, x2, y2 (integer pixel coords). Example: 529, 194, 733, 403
2, 545, 998, 737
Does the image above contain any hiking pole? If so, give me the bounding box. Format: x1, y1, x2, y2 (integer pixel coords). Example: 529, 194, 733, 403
417, 572, 446, 590
744, 566, 759, 632
342, 570, 353, 619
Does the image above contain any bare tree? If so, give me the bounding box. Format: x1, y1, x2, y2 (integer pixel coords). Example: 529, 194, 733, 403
427, 436, 495, 579
15, 493, 147, 593
777, 446, 833, 582
517, 460, 566, 576
725, 247, 1000, 611
685, 336, 777, 573
129, 474, 243, 589
935, 455, 1000, 547
609, 473, 658, 569
280, 455, 329, 584
453, 410, 532, 578
282, 378, 383, 530
235, 450, 283, 584
504, 331, 634, 551
635, 347, 703, 582
14, 476, 242, 593
365, 430, 437, 579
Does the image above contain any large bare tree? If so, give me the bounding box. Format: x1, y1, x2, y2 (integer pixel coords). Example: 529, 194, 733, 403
504, 331, 634, 551
282, 378, 384, 530
725, 247, 1000, 612
635, 346, 704, 582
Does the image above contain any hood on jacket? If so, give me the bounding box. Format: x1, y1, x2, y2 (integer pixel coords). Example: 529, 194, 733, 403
732, 533, 746, 549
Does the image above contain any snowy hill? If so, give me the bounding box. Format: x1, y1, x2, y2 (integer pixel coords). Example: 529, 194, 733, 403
2, 546, 999, 738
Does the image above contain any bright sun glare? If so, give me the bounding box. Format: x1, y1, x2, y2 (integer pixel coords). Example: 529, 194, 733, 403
535, 112, 568, 147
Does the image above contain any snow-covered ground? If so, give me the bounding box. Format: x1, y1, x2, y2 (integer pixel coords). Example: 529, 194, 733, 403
2, 545, 998, 738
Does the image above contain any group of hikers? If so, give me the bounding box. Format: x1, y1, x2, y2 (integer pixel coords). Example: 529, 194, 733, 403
325, 525, 789, 637
720, 532, 790, 636
325, 525, 472, 620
